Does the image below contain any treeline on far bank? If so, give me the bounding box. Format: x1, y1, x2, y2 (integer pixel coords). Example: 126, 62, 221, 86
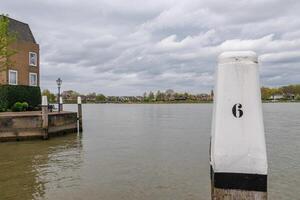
42, 84, 300, 104
42, 89, 213, 104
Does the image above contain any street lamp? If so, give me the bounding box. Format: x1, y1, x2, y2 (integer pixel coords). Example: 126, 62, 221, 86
56, 78, 62, 112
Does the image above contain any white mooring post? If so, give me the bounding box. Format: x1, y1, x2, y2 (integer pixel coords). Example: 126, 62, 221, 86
59, 96, 63, 111
41, 96, 49, 140
77, 96, 83, 132
210, 51, 268, 199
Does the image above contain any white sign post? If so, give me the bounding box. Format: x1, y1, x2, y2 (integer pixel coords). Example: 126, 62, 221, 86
210, 51, 268, 199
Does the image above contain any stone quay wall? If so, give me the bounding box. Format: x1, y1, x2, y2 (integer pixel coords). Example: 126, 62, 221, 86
0, 111, 78, 141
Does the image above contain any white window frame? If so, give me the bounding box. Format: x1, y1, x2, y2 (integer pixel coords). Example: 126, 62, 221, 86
29, 72, 38, 86
9, 70, 18, 85
29, 52, 37, 66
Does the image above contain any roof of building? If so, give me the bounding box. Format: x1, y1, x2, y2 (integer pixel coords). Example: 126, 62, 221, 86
6, 17, 37, 44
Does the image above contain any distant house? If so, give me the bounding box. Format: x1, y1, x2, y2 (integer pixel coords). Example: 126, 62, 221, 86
285, 93, 295, 100
0, 17, 39, 86
271, 94, 284, 100
61, 90, 79, 101
136, 96, 143, 101
86, 93, 96, 102
197, 93, 210, 101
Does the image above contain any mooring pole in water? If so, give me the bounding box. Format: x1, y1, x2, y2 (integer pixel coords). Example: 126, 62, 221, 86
77, 96, 83, 132
41, 96, 49, 140
210, 51, 268, 200
59, 96, 63, 111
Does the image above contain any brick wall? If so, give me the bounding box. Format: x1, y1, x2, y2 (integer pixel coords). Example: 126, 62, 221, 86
0, 40, 39, 86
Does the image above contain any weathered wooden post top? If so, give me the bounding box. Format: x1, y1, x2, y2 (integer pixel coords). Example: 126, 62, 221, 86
210, 51, 268, 199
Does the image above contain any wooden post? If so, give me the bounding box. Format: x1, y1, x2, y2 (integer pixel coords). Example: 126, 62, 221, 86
77, 96, 83, 132
59, 96, 63, 111
210, 51, 268, 200
41, 96, 49, 140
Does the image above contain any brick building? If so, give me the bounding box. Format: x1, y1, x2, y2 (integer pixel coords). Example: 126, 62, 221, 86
0, 17, 39, 86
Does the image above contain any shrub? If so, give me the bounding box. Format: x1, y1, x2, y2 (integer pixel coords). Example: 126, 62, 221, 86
22, 102, 29, 111
11, 102, 23, 112
0, 85, 41, 111
11, 102, 29, 112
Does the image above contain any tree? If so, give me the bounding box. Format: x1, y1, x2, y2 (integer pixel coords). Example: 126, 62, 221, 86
156, 90, 165, 101
109, 96, 117, 103
0, 14, 17, 72
165, 89, 174, 100
42, 89, 56, 103
261, 87, 272, 100
261, 87, 281, 100
143, 92, 149, 102
282, 84, 300, 95
96, 94, 106, 102
143, 92, 147, 100
148, 91, 155, 101
183, 92, 189, 99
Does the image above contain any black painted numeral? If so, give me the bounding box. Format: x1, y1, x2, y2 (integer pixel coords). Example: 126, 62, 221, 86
232, 103, 243, 118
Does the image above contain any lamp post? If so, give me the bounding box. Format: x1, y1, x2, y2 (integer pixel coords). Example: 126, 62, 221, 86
56, 78, 62, 112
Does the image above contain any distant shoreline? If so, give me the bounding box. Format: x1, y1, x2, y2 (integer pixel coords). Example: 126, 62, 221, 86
55, 100, 300, 105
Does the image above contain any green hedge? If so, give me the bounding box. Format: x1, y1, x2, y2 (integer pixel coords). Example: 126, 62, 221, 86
0, 85, 41, 111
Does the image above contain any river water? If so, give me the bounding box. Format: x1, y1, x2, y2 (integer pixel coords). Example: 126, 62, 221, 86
0, 103, 299, 200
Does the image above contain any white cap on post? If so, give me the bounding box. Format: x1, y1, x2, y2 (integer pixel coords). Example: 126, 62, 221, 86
42, 96, 48, 106
77, 96, 82, 104
211, 51, 267, 193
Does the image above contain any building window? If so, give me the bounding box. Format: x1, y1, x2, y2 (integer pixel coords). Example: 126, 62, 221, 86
29, 73, 37, 86
9, 70, 18, 85
29, 52, 37, 66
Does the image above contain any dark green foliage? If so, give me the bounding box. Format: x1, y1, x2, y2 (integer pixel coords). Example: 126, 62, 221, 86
0, 85, 41, 111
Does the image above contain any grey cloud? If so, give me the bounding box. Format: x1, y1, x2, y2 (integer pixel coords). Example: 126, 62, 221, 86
2, 0, 300, 95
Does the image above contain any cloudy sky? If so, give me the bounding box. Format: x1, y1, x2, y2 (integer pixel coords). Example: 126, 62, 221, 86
2, 0, 300, 95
